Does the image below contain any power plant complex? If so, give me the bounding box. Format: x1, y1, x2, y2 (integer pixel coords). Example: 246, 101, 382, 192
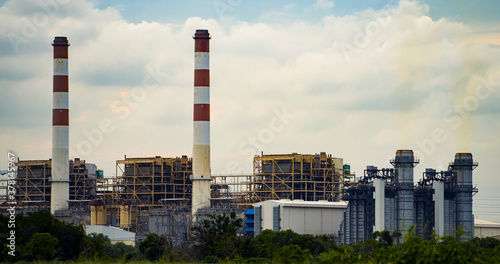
0, 31, 479, 243
339, 150, 477, 243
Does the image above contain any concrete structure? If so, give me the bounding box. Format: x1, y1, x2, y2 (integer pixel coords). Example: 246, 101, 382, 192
339, 151, 478, 244
51, 36, 70, 214
433, 174, 445, 237
253, 199, 347, 237
192, 29, 212, 217
474, 219, 500, 239
373, 175, 385, 232
86, 225, 136, 246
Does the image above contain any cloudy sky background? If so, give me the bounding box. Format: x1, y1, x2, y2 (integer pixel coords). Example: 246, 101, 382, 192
1, 0, 500, 222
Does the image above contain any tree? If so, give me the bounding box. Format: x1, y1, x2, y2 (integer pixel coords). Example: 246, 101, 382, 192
18, 210, 85, 260
26, 233, 59, 260
107, 241, 136, 259
139, 233, 170, 261
79, 233, 109, 260
379, 230, 394, 246
274, 244, 311, 264
192, 212, 243, 261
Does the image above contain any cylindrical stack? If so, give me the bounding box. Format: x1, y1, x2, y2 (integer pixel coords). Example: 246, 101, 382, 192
192, 29, 211, 217
452, 153, 476, 241
391, 150, 418, 239
432, 169, 445, 238
373, 177, 385, 233
51, 36, 70, 214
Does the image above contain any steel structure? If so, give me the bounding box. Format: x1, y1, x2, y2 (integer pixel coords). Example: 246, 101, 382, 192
247, 152, 345, 202
109, 156, 249, 236
391, 150, 419, 239
114, 156, 193, 207
0, 159, 97, 212
339, 166, 395, 244
338, 151, 478, 244
448, 153, 478, 241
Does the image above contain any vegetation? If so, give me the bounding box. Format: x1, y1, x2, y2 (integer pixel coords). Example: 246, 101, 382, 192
25, 232, 59, 260
1, 210, 500, 263
0, 211, 135, 262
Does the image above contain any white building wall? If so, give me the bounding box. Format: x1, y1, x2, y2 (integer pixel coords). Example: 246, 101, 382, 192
254, 200, 347, 236
474, 219, 500, 238
86, 225, 136, 245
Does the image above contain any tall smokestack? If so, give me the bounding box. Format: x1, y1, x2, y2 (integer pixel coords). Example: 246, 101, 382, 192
451, 153, 477, 241
391, 149, 419, 239
51, 36, 70, 214
192, 29, 211, 217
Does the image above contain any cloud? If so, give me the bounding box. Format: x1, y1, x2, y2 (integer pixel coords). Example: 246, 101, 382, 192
315, 0, 335, 9
1, 0, 499, 221
259, 10, 284, 21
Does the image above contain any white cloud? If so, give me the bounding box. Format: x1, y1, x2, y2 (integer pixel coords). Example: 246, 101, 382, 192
315, 0, 335, 9
1, 0, 500, 220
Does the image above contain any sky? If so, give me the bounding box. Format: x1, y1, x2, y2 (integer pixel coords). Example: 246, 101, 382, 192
1, 0, 499, 222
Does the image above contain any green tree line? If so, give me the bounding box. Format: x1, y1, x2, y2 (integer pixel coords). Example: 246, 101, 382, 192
1, 211, 499, 263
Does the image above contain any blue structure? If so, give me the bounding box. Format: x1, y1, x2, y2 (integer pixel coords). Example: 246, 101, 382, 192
244, 208, 255, 236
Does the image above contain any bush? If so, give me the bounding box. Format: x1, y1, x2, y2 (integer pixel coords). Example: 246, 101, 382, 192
138, 233, 170, 261
26, 232, 59, 260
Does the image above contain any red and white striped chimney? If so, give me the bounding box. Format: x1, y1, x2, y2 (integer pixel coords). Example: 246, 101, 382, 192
51, 36, 70, 213
192, 29, 211, 216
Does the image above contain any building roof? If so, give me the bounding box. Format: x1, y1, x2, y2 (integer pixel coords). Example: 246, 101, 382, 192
475, 219, 500, 228
86, 225, 136, 241
255, 199, 348, 209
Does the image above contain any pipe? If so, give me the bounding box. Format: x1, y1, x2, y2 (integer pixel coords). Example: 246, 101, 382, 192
433, 179, 444, 237
373, 177, 385, 232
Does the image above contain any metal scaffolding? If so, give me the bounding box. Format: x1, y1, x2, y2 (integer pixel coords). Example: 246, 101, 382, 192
114, 156, 193, 207
246, 152, 345, 202
0, 158, 97, 212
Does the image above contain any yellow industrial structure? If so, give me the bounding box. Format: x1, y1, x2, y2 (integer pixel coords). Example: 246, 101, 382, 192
2, 158, 97, 211
113, 156, 193, 207
3, 152, 353, 237
246, 152, 345, 202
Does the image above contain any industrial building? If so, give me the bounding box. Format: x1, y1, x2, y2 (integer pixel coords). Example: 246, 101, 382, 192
252, 199, 347, 237
338, 150, 478, 244
85, 152, 348, 238
246, 153, 346, 203
113, 156, 193, 207
6, 159, 98, 212
474, 219, 500, 239
85, 225, 136, 246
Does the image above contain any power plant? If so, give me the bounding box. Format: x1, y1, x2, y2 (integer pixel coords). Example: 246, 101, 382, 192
338, 150, 477, 243
0, 31, 480, 243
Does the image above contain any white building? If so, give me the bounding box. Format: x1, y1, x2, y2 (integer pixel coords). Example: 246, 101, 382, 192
474, 219, 500, 239
86, 225, 136, 246
253, 200, 347, 237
